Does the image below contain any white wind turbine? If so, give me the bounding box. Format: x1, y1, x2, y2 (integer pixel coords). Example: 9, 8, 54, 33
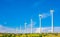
20, 25, 22, 34
15, 27, 18, 34
31, 19, 33, 33
50, 10, 54, 33
39, 14, 42, 34
24, 22, 27, 33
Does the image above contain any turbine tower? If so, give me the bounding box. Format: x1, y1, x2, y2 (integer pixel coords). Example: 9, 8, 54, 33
50, 10, 54, 33
20, 25, 22, 34
31, 19, 33, 33
39, 14, 42, 33
24, 22, 27, 33
16, 27, 18, 34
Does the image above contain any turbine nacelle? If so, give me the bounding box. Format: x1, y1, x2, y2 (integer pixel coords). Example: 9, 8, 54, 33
24, 22, 27, 25
39, 14, 42, 17
50, 10, 54, 14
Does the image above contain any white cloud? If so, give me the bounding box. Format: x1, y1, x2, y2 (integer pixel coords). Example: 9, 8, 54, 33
35, 27, 60, 33
0, 24, 60, 33
0, 25, 16, 33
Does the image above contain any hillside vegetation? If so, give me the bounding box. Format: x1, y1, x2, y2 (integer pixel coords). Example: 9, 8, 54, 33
0, 33, 60, 37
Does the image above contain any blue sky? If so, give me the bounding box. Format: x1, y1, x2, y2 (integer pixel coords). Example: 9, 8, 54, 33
0, 0, 60, 29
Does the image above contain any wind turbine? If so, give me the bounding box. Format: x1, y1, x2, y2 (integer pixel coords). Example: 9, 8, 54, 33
50, 10, 54, 33
24, 22, 27, 34
16, 27, 18, 34
31, 19, 33, 33
39, 14, 42, 34
20, 25, 22, 34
